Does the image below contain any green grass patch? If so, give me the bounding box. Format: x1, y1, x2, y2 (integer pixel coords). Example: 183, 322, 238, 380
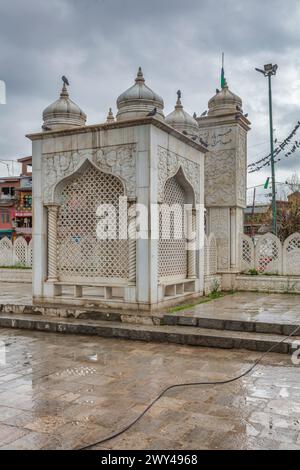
168, 290, 235, 314
0, 264, 31, 270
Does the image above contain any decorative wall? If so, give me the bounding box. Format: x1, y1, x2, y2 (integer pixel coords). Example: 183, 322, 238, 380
283, 233, 300, 276
240, 232, 300, 276
0, 236, 32, 267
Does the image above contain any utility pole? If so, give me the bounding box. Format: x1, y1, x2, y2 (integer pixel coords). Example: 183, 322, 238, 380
255, 64, 278, 236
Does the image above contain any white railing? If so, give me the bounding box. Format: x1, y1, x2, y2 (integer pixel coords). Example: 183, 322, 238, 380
0, 236, 32, 267
240, 232, 300, 276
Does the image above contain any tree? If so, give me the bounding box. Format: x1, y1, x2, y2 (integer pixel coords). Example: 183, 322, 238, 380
286, 173, 300, 193
262, 198, 300, 241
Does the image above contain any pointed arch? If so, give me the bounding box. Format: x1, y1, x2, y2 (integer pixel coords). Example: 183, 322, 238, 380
53, 158, 126, 205
162, 165, 196, 207
159, 167, 196, 281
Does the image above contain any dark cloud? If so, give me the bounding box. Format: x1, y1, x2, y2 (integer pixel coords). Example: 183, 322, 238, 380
0, 0, 300, 187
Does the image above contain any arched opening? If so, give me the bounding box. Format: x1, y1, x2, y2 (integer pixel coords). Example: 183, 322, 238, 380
56, 162, 128, 282
158, 167, 195, 281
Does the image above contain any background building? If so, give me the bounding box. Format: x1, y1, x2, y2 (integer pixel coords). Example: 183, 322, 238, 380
0, 156, 32, 241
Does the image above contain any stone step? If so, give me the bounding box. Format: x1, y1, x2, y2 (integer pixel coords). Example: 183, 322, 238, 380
163, 313, 300, 336
0, 313, 299, 355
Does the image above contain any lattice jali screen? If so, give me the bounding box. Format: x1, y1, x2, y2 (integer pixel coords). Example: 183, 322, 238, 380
0, 237, 13, 266
159, 176, 187, 279
240, 234, 255, 272
13, 237, 28, 266
57, 165, 128, 281
255, 234, 282, 274
283, 233, 300, 275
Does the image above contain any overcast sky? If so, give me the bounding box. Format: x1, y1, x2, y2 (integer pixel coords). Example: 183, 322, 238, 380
0, 0, 300, 199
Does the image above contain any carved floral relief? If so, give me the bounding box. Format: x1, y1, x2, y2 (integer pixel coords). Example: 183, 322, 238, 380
42, 144, 137, 204
157, 146, 201, 203
205, 149, 236, 206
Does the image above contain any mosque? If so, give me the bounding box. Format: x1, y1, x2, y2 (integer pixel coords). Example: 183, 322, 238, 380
27, 67, 250, 311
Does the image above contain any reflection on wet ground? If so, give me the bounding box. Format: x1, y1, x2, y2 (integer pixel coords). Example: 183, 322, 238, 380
174, 292, 300, 324
0, 329, 299, 449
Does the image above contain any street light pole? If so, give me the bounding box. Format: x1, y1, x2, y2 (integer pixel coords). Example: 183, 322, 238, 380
255, 63, 278, 236
267, 73, 277, 236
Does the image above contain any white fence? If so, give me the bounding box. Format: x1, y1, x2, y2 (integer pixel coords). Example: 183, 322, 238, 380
240, 232, 300, 276
0, 236, 32, 267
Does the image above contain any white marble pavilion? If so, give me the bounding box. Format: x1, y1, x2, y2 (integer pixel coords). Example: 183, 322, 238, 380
27, 68, 250, 311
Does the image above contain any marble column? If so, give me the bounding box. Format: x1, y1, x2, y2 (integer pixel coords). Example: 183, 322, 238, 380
47, 204, 59, 282
187, 208, 196, 279
128, 202, 137, 283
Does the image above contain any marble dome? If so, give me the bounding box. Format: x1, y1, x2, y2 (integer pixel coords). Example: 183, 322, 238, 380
165, 91, 199, 134
116, 67, 164, 121
42, 82, 87, 131
208, 80, 243, 117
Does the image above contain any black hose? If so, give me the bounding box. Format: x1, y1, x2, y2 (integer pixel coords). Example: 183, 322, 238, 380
78, 324, 300, 450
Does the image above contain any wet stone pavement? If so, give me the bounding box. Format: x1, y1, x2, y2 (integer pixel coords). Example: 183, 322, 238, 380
0, 329, 299, 449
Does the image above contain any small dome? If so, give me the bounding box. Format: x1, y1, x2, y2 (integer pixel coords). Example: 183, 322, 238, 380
208, 80, 243, 116
165, 91, 199, 134
42, 81, 86, 131
116, 67, 164, 121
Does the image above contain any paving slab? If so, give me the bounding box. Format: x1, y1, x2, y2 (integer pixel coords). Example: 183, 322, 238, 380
0, 329, 299, 449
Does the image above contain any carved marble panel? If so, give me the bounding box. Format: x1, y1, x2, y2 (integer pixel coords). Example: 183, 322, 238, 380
236, 129, 247, 207
205, 150, 236, 206
236, 276, 300, 294
42, 144, 137, 204
157, 146, 200, 203
95, 144, 136, 200
43, 151, 85, 203
199, 126, 234, 150
209, 208, 230, 271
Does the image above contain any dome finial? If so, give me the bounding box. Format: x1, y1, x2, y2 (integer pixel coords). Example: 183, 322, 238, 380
61, 75, 70, 97
175, 89, 183, 110
135, 67, 145, 83
176, 89, 182, 107
60, 82, 69, 98
106, 107, 115, 123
